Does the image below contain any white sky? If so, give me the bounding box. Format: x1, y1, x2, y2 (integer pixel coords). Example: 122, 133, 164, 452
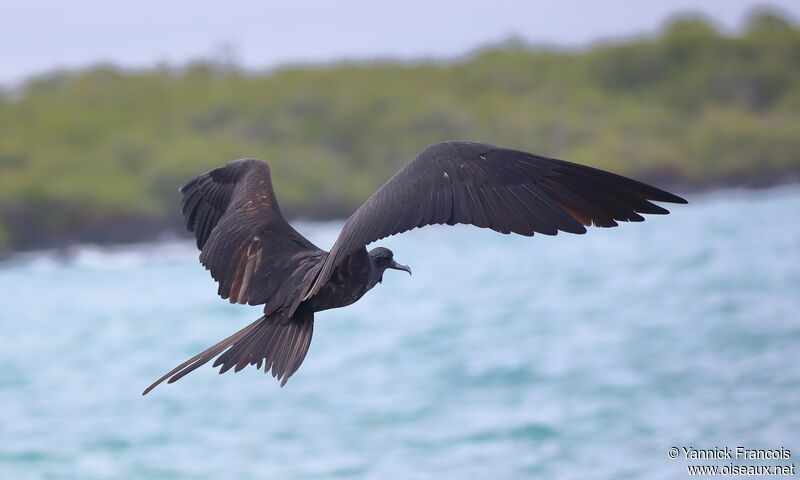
2, 0, 798, 87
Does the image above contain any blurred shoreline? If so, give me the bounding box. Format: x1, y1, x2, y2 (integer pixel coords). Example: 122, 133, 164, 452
1, 180, 796, 261
2, 10, 799, 257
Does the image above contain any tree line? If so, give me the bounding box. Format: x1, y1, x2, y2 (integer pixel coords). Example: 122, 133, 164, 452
1, 10, 798, 252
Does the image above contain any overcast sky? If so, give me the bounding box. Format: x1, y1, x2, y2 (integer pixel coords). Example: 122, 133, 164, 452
2, 0, 798, 87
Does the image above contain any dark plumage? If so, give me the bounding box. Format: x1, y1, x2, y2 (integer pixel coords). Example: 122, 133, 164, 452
143, 141, 686, 394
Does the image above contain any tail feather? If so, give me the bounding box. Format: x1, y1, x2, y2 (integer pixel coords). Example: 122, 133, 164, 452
143, 309, 314, 395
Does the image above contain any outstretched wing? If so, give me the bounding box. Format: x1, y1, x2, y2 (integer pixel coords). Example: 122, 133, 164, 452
180, 158, 325, 312
307, 141, 686, 297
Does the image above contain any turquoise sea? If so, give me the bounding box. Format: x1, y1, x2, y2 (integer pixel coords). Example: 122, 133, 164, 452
1, 187, 799, 479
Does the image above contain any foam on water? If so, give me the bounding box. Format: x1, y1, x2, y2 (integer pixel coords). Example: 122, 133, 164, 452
1, 187, 799, 479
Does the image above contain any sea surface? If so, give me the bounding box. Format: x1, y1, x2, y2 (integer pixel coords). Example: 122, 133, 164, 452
1, 187, 799, 479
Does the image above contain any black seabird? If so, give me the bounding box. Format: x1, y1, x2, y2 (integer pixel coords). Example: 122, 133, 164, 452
143, 141, 686, 394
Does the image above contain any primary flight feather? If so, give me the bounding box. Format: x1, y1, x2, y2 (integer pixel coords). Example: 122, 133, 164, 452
143, 141, 686, 394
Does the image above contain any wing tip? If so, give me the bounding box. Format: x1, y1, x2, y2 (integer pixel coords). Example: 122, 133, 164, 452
649, 189, 688, 205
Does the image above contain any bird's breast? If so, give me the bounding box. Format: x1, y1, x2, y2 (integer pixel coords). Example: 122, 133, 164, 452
308, 249, 374, 312
308, 277, 373, 312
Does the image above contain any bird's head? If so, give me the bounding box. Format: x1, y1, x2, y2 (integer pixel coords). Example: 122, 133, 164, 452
368, 247, 411, 282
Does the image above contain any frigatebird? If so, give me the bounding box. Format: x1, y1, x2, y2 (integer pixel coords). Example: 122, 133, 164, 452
143, 141, 686, 394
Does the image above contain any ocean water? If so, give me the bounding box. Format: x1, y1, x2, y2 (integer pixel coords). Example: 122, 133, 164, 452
1, 187, 799, 479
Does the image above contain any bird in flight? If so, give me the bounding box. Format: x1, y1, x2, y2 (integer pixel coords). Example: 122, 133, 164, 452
143, 141, 686, 394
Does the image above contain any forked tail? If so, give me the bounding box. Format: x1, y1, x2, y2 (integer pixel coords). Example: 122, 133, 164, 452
143, 308, 314, 395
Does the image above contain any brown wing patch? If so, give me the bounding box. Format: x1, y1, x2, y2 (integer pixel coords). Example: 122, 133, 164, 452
228, 236, 263, 304
553, 201, 593, 227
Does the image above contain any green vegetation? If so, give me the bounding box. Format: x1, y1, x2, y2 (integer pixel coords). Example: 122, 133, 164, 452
1, 10, 799, 252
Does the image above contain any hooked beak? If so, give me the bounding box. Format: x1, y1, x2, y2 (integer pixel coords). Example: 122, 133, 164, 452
389, 260, 412, 276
